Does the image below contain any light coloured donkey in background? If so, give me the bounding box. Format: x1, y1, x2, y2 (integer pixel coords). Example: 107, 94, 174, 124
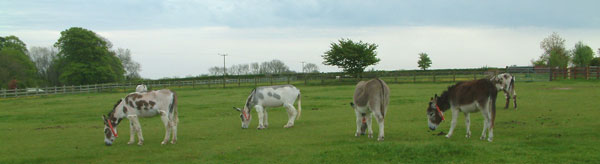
234, 85, 301, 129
103, 89, 178, 146
136, 84, 148, 92
350, 78, 390, 141
490, 73, 517, 109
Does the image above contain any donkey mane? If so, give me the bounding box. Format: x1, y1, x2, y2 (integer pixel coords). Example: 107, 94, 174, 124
244, 88, 257, 112
436, 81, 465, 112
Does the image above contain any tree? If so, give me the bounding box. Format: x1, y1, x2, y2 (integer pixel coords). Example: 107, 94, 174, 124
0, 36, 37, 88
303, 63, 319, 73
208, 66, 223, 76
54, 27, 124, 85
322, 38, 380, 77
29, 46, 59, 85
590, 57, 600, 66
533, 32, 570, 68
571, 41, 594, 67
417, 53, 432, 70
115, 48, 141, 80
250, 62, 260, 74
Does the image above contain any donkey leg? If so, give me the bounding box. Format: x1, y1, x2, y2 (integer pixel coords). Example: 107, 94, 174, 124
464, 113, 471, 138
264, 110, 269, 128
504, 91, 510, 109
283, 104, 297, 128
354, 111, 363, 137
160, 112, 171, 145
128, 121, 136, 144
374, 112, 385, 141
480, 110, 490, 140
128, 115, 144, 145
255, 106, 265, 129
171, 120, 177, 144
366, 113, 373, 138
445, 109, 459, 138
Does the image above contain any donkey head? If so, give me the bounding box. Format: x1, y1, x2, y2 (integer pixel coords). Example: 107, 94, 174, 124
233, 107, 252, 129
103, 99, 124, 146
426, 94, 444, 130
102, 115, 119, 146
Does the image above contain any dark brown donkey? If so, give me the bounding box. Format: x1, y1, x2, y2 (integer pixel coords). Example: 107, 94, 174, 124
426, 79, 498, 142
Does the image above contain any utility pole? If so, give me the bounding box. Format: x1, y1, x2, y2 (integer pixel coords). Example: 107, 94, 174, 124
301, 61, 306, 74
219, 53, 228, 88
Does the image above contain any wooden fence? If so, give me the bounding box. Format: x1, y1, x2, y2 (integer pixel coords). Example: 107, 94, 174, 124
0, 68, 562, 98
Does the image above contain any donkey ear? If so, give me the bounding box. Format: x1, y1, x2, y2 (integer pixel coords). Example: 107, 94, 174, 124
434, 94, 438, 98
349, 102, 355, 107
430, 97, 433, 101
233, 107, 241, 112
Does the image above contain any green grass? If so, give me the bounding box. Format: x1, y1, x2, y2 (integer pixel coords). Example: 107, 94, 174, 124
1, 81, 599, 163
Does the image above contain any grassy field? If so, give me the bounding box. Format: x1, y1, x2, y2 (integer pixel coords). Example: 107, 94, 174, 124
1, 81, 599, 163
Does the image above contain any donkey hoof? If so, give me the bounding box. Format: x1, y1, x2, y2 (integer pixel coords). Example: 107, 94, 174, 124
377, 137, 384, 141
487, 138, 493, 142
283, 125, 293, 128
137, 142, 143, 146
127, 141, 135, 145
171, 140, 177, 144
445, 134, 452, 138
480, 136, 486, 140
368, 134, 373, 138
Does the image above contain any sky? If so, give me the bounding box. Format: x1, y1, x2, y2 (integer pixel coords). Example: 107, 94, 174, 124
1, 0, 600, 79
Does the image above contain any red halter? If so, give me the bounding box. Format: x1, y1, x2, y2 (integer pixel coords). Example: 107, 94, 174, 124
435, 104, 445, 121
107, 119, 118, 137
243, 111, 250, 121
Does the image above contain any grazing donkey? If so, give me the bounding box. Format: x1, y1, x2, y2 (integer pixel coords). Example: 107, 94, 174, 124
350, 78, 390, 141
103, 89, 178, 146
490, 73, 517, 109
426, 79, 498, 142
136, 84, 148, 92
234, 85, 301, 129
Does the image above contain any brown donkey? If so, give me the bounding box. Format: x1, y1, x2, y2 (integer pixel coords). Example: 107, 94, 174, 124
350, 78, 390, 141
427, 79, 498, 142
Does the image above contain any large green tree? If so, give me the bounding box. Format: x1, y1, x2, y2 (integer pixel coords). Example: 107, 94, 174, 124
533, 32, 570, 68
0, 36, 38, 88
571, 41, 594, 67
54, 27, 124, 85
322, 38, 380, 77
417, 53, 432, 70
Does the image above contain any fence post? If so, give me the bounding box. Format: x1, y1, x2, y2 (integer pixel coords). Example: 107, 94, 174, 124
63, 85, 66, 94
14, 88, 18, 97
287, 76, 290, 84
304, 75, 308, 85
321, 75, 325, 85
254, 77, 257, 87
2, 89, 5, 98
453, 71, 456, 82
208, 79, 211, 88
574, 68, 577, 79
394, 73, 398, 83
586, 66, 589, 80
413, 72, 416, 83
270, 76, 273, 85
238, 77, 241, 87
192, 80, 195, 88
433, 72, 436, 82
473, 72, 476, 80
597, 67, 599, 79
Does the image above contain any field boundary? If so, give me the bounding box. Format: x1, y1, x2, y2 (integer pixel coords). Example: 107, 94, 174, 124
3, 67, 599, 98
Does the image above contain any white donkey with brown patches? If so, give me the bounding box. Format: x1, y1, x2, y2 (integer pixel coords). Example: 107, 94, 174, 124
350, 78, 390, 141
426, 79, 498, 142
490, 73, 517, 109
234, 85, 301, 129
103, 89, 178, 146
135, 84, 148, 92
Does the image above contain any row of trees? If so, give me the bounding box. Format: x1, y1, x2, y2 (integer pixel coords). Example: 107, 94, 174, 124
208, 60, 320, 76
532, 32, 599, 68
0, 27, 141, 88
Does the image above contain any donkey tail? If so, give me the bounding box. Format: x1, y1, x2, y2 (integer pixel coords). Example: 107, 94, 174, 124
296, 91, 302, 120
170, 90, 179, 124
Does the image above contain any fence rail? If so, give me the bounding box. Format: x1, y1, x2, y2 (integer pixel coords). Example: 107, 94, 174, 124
2, 67, 595, 98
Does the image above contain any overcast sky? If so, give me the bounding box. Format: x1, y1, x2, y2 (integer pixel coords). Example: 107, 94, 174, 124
2, 0, 599, 79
